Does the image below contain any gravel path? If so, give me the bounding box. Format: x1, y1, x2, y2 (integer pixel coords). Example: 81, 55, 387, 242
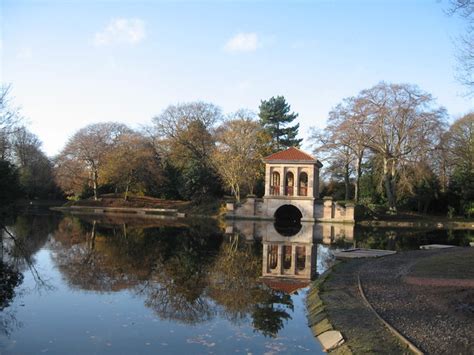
318, 260, 409, 354
359, 248, 474, 354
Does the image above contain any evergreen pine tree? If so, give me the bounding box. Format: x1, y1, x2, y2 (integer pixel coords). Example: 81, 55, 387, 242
258, 96, 302, 152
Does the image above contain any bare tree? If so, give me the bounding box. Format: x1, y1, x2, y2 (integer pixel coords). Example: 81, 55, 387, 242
448, 0, 474, 94
359, 83, 447, 212
12, 127, 56, 198
101, 131, 163, 201
152, 102, 222, 164
310, 128, 354, 200
311, 97, 368, 202
212, 113, 268, 201
151, 102, 223, 200
56, 122, 131, 200
0, 85, 23, 159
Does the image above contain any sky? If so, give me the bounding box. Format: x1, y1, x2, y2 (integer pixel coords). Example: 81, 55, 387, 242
1, 0, 473, 156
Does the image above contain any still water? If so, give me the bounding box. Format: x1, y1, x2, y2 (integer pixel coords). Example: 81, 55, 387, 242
0, 212, 472, 354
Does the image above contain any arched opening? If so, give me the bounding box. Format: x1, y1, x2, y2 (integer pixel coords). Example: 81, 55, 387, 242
271, 171, 280, 195
268, 245, 278, 270
299, 172, 308, 196
274, 204, 303, 236
296, 246, 306, 271
285, 171, 294, 196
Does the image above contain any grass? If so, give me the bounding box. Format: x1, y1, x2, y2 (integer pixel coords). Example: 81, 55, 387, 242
411, 248, 474, 280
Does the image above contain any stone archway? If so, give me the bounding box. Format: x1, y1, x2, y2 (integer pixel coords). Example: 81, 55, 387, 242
274, 204, 303, 236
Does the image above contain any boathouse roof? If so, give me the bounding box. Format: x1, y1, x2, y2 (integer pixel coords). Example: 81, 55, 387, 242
264, 147, 322, 166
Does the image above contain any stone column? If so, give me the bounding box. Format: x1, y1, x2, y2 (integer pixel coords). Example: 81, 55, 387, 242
279, 167, 285, 196
314, 165, 320, 197
277, 244, 283, 275
308, 167, 314, 198
290, 245, 296, 275
262, 243, 268, 276
322, 224, 332, 244
264, 165, 271, 197
294, 169, 299, 197
323, 197, 334, 219
345, 202, 355, 222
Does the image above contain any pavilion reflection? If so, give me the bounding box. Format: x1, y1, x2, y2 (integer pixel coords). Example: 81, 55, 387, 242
225, 220, 355, 294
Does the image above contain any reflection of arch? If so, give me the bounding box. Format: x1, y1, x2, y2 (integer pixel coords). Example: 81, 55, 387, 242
274, 205, 303, 237
296, 246, 306, 271
268, 245, 278, 270
271, 172, 280, 195
285, 172, 294, 196
299, 172, 308, 196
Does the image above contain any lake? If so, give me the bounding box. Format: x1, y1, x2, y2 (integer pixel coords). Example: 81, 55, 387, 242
0, 212, 472, 354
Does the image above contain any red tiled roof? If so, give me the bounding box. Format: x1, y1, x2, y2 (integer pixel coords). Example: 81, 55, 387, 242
264, 147, 317, 162
261, 277, 310, 294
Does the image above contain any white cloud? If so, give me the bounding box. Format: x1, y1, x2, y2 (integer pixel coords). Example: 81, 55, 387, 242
224, 32, 260, 53
93, 18, 146, 47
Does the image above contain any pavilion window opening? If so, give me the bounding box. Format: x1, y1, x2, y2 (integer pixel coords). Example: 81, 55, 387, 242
271, 171, 280, 196
299, 172, 308, 196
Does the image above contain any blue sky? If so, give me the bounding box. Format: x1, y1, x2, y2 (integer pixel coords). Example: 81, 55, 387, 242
1, 0, 472, 156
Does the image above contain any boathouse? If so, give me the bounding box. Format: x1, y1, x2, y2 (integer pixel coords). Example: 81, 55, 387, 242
226, 147, 355, 223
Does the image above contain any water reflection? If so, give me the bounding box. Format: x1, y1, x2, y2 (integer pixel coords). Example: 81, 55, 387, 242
1, 213, 472, 354
45, 216, 301, 338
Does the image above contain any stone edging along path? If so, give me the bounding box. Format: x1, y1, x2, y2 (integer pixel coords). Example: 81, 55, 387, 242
306, 260, 409, 354
357, 271, 424, 355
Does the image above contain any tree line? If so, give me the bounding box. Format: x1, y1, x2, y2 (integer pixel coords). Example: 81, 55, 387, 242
1, 83, 473, 216
311, 82, 474, 216
0, 85, 61, 203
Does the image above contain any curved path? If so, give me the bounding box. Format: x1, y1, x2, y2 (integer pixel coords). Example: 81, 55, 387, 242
358, 248, 474, 354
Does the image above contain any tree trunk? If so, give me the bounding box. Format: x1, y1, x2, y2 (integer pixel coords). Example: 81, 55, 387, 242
344, 163, 350, 201
235, 184, 240, 203
383, 157, 397, 213
92, 169, 98, 201
354, 155, 363, 203
124, 177, 131, 201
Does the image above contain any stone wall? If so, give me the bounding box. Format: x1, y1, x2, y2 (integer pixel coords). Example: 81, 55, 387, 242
226, 196, 355, 223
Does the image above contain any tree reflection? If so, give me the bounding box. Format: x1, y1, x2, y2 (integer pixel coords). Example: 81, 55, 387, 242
354, 226, 473, 250
49, 215, 295, 336
0, 213, 59, 336
0, 260, 23, 336
208, 234, 263, 323
5, 214, 59, 270
252, 289, 293, 337
208, 233, 294, 337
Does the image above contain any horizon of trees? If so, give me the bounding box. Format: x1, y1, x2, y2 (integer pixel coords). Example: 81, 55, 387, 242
1, 83, 473, 216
